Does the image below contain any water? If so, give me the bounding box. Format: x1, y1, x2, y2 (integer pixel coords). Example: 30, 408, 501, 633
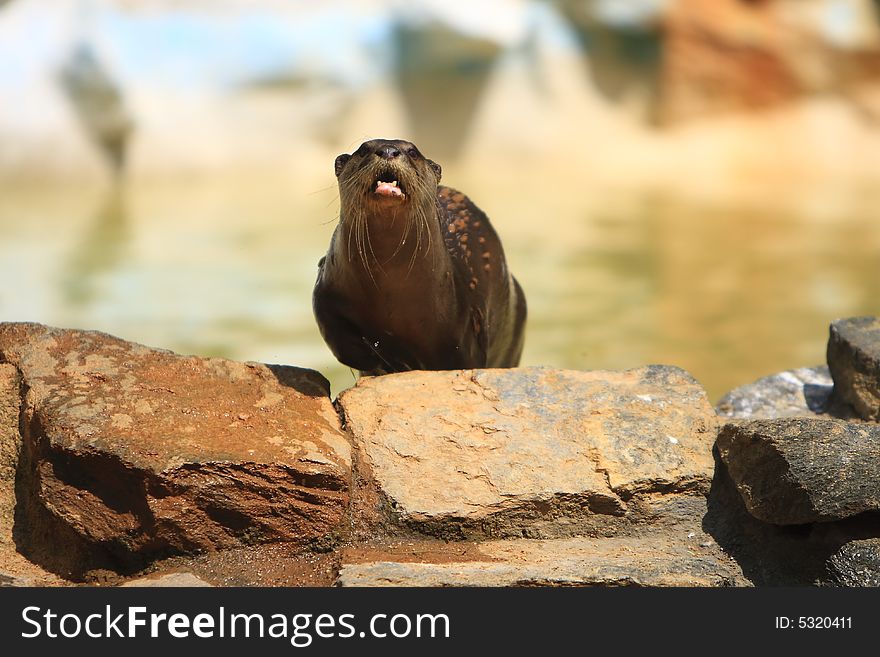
1, 175, 878, 403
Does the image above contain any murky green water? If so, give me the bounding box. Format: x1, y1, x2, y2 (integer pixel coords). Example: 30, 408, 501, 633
1, 175, 878, 402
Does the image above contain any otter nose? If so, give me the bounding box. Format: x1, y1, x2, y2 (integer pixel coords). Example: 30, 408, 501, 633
376, 144, 401, 160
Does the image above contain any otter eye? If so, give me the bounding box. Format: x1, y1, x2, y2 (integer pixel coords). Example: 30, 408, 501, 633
405, 146, 420, 158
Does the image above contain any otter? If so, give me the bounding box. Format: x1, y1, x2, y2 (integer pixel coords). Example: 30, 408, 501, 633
312, 138, 526, 375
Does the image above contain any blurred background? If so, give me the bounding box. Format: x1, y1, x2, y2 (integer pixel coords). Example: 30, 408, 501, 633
1, 0, 879, 401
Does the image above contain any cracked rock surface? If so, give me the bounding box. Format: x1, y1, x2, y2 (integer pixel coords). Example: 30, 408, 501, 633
0, 322, 350, 579
339, 365, 717, 538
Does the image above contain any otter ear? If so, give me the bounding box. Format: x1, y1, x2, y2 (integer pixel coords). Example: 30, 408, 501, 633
427, 159, 441, 180
334, 154, 351, 178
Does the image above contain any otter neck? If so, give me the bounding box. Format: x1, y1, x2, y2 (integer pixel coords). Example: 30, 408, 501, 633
337, 196, 445, 273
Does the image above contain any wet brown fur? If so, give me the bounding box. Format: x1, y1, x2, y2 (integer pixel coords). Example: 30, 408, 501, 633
313, 138, 526, 375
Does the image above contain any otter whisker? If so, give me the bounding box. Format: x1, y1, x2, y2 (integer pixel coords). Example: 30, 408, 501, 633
356, 211, 379, 287
390, 205, 414, 262
345, 210, 355, 262
363, 215, 386, 278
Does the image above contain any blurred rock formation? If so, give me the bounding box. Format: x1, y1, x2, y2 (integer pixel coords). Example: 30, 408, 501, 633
657, 0, 880, 124
0, 0, 879, 179
392, 21, 500, 161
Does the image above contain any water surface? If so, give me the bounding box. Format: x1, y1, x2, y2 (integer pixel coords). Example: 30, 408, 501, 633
1, 176, 877, 402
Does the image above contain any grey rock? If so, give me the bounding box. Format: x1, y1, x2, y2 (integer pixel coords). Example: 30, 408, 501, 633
337, 533, 745, 587
120, 572, 213, 587
717, 417, 880, 524
828, 316, 880, 421
716, 366, 832, 419
827, 538, 880, 587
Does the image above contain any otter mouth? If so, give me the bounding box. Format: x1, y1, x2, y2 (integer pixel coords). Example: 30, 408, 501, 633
372, 167, 406, 200
375, 180, 404, 198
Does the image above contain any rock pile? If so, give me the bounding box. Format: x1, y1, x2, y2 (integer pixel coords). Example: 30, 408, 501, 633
714, 317, 880, 585
1, 317, 879, 587
336, 365, 743, 586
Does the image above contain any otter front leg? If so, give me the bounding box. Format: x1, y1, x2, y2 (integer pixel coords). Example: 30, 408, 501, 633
312, 292, 382, 372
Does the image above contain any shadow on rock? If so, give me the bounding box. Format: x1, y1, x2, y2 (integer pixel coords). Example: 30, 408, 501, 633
12, 426, 159, 580
702, 449, 880, 585
265, 364, 332, 399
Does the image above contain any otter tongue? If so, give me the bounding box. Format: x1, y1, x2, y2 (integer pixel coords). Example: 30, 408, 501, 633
375, 180, 404, 197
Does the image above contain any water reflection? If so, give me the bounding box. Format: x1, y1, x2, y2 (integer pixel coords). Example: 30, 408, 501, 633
60, 186, 129, 307
514, 189, 880, 399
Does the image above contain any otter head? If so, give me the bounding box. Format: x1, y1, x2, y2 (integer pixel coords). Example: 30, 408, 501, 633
333, 139, 444, 267
334, 139, 441, 216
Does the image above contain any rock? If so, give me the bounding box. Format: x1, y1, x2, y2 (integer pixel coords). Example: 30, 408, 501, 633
0, 571, 32, 587
827, 316, 880, 421
658, 0, 801, 124
716, 366, 833, 419
2, 361, 72, 587
827, 538, 880, 587
658, 0, 880, 124
0, 363, 20, 546
339, 365, 717, 538
0, 323, 350, 578
337, 533, 745, 587
716, 418, 880, 524
120, 572, 213, 587
703, 455, 880, 586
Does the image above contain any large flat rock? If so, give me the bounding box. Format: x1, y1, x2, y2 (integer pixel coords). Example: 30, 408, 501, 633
339, 365, 717, 537
828, 316, 880, 421
716, 418, 880, 525
0, 323, 350, 577
337, 533, 745, 587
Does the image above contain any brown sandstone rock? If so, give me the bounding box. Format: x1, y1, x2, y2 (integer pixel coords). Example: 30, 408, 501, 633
0, 363, 20, 545
0, 365, 63, 585
339, 365, 717, 538
0, 322, 350, 578
658, 0, 801, 124
658, 0, 880, 124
